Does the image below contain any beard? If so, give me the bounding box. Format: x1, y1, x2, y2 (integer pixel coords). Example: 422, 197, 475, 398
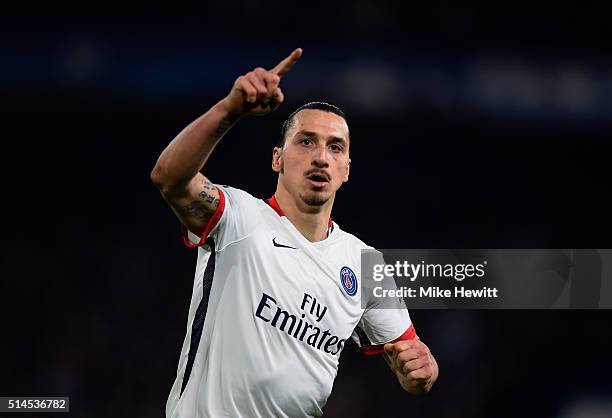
299, 190, 330, 208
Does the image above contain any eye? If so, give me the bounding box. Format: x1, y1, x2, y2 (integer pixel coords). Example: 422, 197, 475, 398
329, 143, 343, 152
300, 138, 313, 146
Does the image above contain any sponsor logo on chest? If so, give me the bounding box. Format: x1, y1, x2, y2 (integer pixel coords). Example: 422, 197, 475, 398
255, 292, 346, 356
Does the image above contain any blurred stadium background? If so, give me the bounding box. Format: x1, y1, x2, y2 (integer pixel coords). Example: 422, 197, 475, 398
2, 3, 612, 417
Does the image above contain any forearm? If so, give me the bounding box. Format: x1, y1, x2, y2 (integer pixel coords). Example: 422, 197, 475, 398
150, 49, 300, 233
151, 48, 301, 194
151, 99, 240, 193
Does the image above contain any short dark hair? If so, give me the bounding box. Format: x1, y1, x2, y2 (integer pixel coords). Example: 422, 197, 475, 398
278, 102, 347, 147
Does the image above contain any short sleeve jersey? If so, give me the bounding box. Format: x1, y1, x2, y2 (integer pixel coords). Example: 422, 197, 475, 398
166, 186, 415, 418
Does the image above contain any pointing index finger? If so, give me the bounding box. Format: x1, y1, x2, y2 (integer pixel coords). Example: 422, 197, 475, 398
271, 48, 303, 77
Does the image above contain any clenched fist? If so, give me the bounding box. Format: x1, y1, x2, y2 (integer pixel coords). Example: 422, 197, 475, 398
221, 48, 302, 117
384, 337, 438, 395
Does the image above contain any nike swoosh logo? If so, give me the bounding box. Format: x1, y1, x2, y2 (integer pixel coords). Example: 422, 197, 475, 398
272, 237, 297, 249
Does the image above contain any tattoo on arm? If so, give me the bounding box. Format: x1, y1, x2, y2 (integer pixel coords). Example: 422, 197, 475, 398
183, 200, 210, 220
199, 179, 219, 205
202, 178, 217, 191
182, 178, 220, 219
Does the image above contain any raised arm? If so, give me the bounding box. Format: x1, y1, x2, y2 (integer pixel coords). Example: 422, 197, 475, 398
150, 48, 302, 234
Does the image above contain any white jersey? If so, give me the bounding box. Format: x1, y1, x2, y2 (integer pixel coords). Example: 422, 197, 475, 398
166, 186, 415, 418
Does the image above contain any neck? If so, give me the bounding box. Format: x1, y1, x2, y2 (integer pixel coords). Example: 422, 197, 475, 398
273, 185, 334, 243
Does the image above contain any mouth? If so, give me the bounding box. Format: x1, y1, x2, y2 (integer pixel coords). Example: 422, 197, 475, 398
306, 172, 330, 188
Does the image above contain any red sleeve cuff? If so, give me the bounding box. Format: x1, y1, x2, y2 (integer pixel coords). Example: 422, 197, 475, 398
181, 188, 226, 248
360, 323, 416, 356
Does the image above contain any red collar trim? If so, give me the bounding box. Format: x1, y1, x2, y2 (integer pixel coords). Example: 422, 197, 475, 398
267, 195, 285, 217
267, 195, 334, 236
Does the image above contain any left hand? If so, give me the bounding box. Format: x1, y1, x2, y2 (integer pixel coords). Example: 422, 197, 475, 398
384, 337, 438, 395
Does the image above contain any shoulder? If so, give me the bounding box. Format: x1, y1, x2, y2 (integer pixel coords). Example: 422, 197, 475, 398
216, 185, 259, 202
332, 223, 376, 251
208, 185, 270, 243
216, 185, 269, 211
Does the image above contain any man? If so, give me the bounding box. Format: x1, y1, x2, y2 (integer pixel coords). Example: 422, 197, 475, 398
151, 48, 438, 418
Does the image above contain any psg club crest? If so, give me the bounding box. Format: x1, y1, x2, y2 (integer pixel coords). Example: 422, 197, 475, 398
340, 266, 358, 296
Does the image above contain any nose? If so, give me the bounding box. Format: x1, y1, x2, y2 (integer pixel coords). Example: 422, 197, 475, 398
311, 143, 329, 168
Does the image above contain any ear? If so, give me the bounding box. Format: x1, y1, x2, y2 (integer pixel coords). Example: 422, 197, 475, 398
343, 158, 351, 182
272, 147, 283, 173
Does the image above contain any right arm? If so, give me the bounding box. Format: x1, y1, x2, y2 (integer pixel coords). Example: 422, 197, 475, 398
150, 48, 302, 235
